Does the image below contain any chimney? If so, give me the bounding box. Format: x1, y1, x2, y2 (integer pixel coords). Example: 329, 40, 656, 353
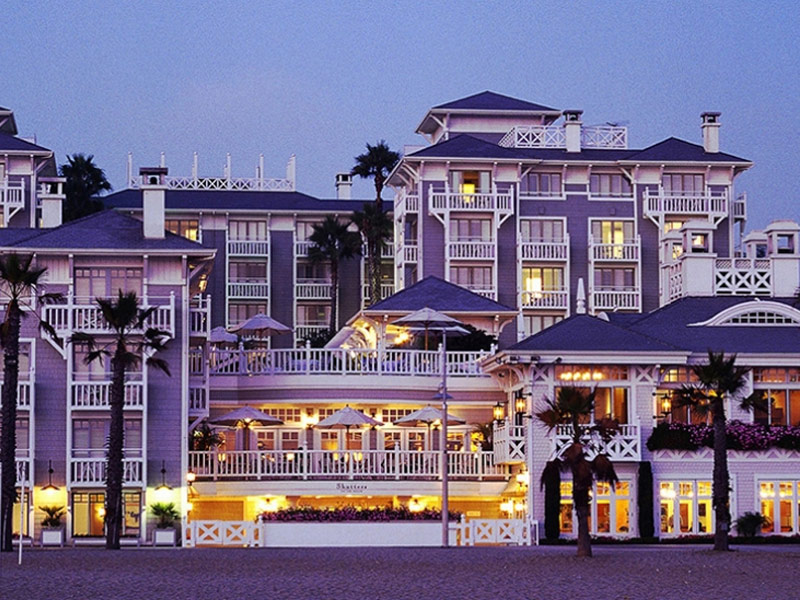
39, 176, 65, 228
563, 110, 583, 153
701, 112, 721, 153
139, 166, 168, 239
335, 173, 353, 200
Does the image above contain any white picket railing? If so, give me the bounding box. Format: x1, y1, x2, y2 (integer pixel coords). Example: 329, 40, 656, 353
499, 125, 627, 149
208, 347, 491, 378
0, 381, 32, 409
0, 178, 25, 211
146, 176, 293, 192
493, 420, 526, 464
69, 457, 144, 486
520, 239, 569, 261
458, 284, 496, 300
190, 297, 211, 337
188, 449, 507, 481
401, 244, 418, 263
70, 380, 144, 409
589, 236, 640, 261
228, 239, 269, 256
185, 521, 260, 547
448, 240, 495, 260
189, 386, 208, 414
228, 281, 270, 298
520, 288, 569, 310
295, 324, 329, 341
361, 283, 395, 303
43, 294, 175, 336
296, 280, 332, 300
591, 287, 640, 311
294, 240, 314, 257
552, 423, 641, 461
714, 258, 772, 296
460, 518, 535, 546
643, 189, 728, 217
429, 186, 513, 213
1, 457, 32, 486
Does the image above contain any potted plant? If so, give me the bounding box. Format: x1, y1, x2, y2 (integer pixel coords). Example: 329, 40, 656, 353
39, 505, 66, 547
151, 502, 180, 546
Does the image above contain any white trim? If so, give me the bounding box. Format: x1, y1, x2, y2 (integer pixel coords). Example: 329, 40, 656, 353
689, 300, 800, 327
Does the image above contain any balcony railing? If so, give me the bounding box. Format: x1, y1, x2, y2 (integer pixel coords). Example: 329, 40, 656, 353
0, 456, 32, 486
733, 192, 747, 220
520, 238, 569, 261
589, 236, 640, 261
189, 386, 208, 415
228, 281, 270, 298
0, 381, 33, 409
591, 287, 640, 311
362, 283, 395, 303
643, 189, 728, 218
70, 380, 144, 409
295, 324, 329, 341
188, 449, 507, 481
208, 347, 493, 378
294, 240, 314, 257
0, 178, 26, 212
458, 283, 496, 300
552, 423, 641, 461
493, 420, 526, 464
448, 240, 495, 260
296, 279, 332, 300
394, 190, 419, 215
190, 297, 211, 338
43, 294, 175, 337
69, 457, 144, 486
498, 125, 627, 149
228, 239, 269, 256
429, 186, 513, 214
521, 288, 569, 310
397, 243, 418, 263
714, 258, 772, 296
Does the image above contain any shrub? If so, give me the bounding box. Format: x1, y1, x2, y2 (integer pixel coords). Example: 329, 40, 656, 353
647, 421, 800, 452
258, 505, 460, 522
150, 502, 180, 528
39, 505, 66, 528
735, 512, 770, 538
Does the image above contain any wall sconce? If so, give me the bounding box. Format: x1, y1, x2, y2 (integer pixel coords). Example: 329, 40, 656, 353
515, 394, 526, 415
493, 402, 504, 422
41, 459, 59, 493
154, 460, 172, 502
186, 468, 196, 487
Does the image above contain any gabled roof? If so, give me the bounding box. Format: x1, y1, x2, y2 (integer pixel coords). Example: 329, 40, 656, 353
364, 276, 516, 314
407, 135, 525, 160
103, 189, 383, 213
5, 210, 212, 253
624, 137, 750, 163
0, 131, 52, 154
433, 91, 558, 113
509, 315, 681, 354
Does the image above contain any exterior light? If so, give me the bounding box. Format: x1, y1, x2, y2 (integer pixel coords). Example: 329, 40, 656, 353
515, 472, 530, 487
186, 468, 196, 485
154, 460, 172, 502
41, 460, 59, 493
515, 395, 526, 414
493, 402, 504, 422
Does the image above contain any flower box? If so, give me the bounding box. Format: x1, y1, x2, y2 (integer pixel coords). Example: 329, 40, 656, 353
41, 528, 65, 547
154, 528, 177, 547
260, 521, 456, 547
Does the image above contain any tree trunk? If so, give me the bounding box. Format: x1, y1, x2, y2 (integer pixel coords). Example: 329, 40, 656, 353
374, 176, 384, 213
572, 460, 592, 557
369, 235, 381, 306
0, 303, 21, 552
329, 259, 339, 335
105, 342, 127, 550
711, 398, 730, 551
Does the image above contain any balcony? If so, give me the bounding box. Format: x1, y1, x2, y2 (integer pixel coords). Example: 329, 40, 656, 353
521, 288, 569, 310
394, 190, 419, 216
228, 281, 270, 299
228, 239, 269, 256
551, 423, 641, 461
498, 125, 628, 149
296, 279, 332, 300
448, 240, 496, 260
43, 294, 175, 337
733, 192, 747, 221
714, 258, 772, 296
520, 238, 569, 261
591, 287, 640, 312
190, 297, 211, 338
295, 324, 329, 341
208, 347, 492, 378
396, 243, 418, 264
643, 189, 728, 223
189, 386, 208, 417
294, 240, 313, 257
189, 449, 507, 481
362, 283, 395, 305
590, 236, 640, 262
493, 420, 526, 464
0, 178, 26, 219
0, 381, 33, 409
458, 283, 496, 300
70, 379, 144, 409
69, 457, 144, 487
429, 186, 513, 215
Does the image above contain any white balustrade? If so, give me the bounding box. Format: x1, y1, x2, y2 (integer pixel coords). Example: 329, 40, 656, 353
295, 325, 329, 341
0, 381, 32, 409
189, 348, 205, 376
667, 262, 684, 302
520, 288, 568, 310
43, 294, 175, 336
643, 189, 728, 217
429, 187, 513, 214
493, 420, 526, 464
295, 280, 332, 300
188, 449, 506, 481
190, 297, 211, 337
552, 423, 641, 461
498, 125, 627, 149
0, 178, 25, 211
520, 239, 569, 261
228, 239, 269, 256
590, 236, 640, 261
2, 457, 33, 486
208, 347, 491, 378
189, 386, 208, 414
714, 258, 772, 295
70, 380, 144, 409
459, 283, 497, 300
591, 287, 640, 311
228, 281, 270, 298
131, 176, 293, 192
69, 457, 144, 486
448, 240, 496, 260
294, 240, 314, 257
362, 283, 395, 302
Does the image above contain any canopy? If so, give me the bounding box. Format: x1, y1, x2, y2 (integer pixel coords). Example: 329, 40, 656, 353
230, 313, 292, 336
210, 406, 284, 427
393, 405, 465, 427
315, 406, 382, 430
393, 307, 467, 350
210, 326, 238, 344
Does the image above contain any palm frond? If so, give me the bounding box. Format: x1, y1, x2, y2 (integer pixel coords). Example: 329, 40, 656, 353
146, 356, 171, 376
591, 454, 619, 484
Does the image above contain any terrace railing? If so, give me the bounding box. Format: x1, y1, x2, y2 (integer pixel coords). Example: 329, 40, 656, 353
552, 422, 641, 461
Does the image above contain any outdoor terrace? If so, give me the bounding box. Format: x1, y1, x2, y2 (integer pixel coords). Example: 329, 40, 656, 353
498, 124, 628, 149
43, 294, 175, 337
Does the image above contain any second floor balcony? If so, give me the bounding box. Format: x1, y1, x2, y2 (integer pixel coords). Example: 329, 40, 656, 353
551, 422, 641, 462
590, 286, 641, 312
521, 287, 569, 310
70, 377, 144, 410
643, 189, 728, 222
448, 240, 496, 260
429, 185, 513, 215
69, 455, 144, 487
43, 294, 175, 337
590, 236, 641, 262
296, 279, 332, 300
228, 238, 269, 256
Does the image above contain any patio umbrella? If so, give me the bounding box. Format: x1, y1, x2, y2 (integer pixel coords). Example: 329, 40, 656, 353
230, 313, 292, 337
393, 307, 468, 350
394, 404, 466, 451
315, 406, 382, 447
210, 326, 238, 344
210, 406, 284, 451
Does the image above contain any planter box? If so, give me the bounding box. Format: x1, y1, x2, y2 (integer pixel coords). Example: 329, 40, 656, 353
154, 528, 177, 547
41, 528, 65, 547
261, 521, 456, 547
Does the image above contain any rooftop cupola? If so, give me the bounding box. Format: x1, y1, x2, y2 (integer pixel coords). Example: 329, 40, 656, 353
335, 173, 352, 200
563, 110, 583, 153
139, 166, 167, 239
701, 112, 721, 154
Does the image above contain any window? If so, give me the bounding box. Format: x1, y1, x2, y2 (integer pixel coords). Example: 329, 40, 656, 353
297, 262, 331, 281
662, 174, 704, 195
165, 219, 199, 241
664, 220, 684, 233
229, 261, 268, 283
449, 266, 492, 291
759, 481, 800, 534
75, 267, 143, 300
591, 221, 634, 244
229, 220, 267, 241
72, 491, 141, 537
593, 267, 635, 289
520, 219, 564, 242
560, 480, 631, 536
556, 365, 629, 382
450, 218, 492, 242
228, 303, 267, 327
522, 314, 563, 337
753, 389, 800, 426
776, 234, 795, 254
296, 221, 319, 242
690, 233, 709, 253
521, 172, 562, 197
296, 304, 330, 326
660, 481, 713, 535
382, 408, 415, 424
450, 171, 490, 194
589, 173, 631, 197
522, 267, 563, 299
263, 408, 302, 423
72, 419, 141, 457
74, 342, 109, 379
593, 387, 629, 424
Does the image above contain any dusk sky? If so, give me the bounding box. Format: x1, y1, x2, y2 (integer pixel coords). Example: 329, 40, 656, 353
3, 0, 798, 229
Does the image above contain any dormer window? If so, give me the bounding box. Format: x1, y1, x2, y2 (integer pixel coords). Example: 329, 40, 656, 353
691, 233, 709, 253
777, 234, 795, 254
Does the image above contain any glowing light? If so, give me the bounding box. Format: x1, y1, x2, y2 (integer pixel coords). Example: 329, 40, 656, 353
97, 507, 106, 518
660, 488, 676, 499
186, 501, 193, 513
409, 497, 426, 513
499, 501, 513, 513
515, 472, 530, 487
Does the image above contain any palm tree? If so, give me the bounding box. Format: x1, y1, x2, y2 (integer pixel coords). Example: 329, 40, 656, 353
308, 216, 361, 335
191, 422, 223, 451
351, 141, 399, 308
72, 291, 170, 550
351, 204, 392, 305
59, 153, 112, 222
674, 351, 761, 552
536, 386, 619, 557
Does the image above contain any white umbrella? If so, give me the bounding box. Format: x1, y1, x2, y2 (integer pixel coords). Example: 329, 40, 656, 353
315, 406, 382, 448
393, 307, 468, 350
210, 326, 238, 344
230, 313, 292, 336
394, 405, 465, 451
210, 406, 284, 451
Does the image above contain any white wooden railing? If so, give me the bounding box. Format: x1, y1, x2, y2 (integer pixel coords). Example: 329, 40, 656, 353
228, 239, 269, 256
520, 288, 568, 310
714, 258, 772, 295
296, 279, 332, 300
190, 297, 211, 337
429, 186, 513, 213
397, 243, 418, 263
43, 294, 175, 336
493, 420, 526, 464
591, 287, 640, 311
733, 192, 747, 220
448, 240, 495, 260
520, 239, 569, 261
70, 379, 144, 409
590, 236, 640, 261
295, 324, 329, 341
498, 125, 627, 149
294, 240, 314, 257
552, 422, 641, 461
189, 386, 208, 415
459, 283, 496, 300
69, 457, 144, 486
666, 262, 684, 302
189, 449, 507, 481
460, 518, 535, 546
0, 381, 32, 409
0, 178, 26, 211
130, 175, 293, 192
208, 347, 492, 378
228, 281, 270, 298
394, 191, 419, 215
362, 283, 395, 303
1, 456, 33, 486
643, 189, 728, 217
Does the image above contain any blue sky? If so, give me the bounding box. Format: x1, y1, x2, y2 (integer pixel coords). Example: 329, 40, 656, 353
3, 0, 798, 229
